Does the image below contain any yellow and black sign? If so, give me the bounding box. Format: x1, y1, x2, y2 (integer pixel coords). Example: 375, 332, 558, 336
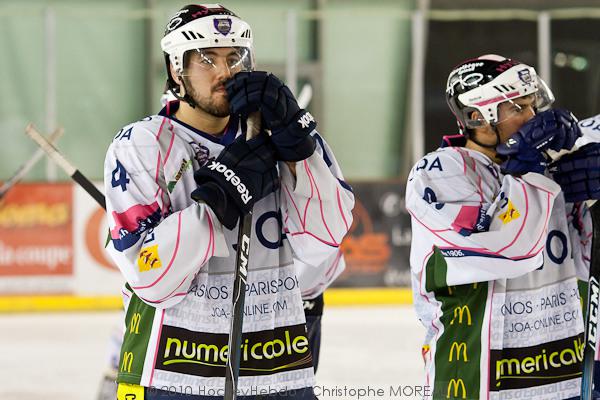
117, 383, 144, 400
156, 323, 313, 377
490, 335, 583, 390
499, 200, 520, 224
137, 245, 162, 272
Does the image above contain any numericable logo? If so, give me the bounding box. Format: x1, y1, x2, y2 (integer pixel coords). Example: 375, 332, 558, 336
162, 330, 308, 365
206, 161, 252, 204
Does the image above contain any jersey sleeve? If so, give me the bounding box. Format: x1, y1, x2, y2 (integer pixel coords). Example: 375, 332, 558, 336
295, 250, 346, 300
406, 149, 562, 284
279, 132, 355, 269
104, 122, 228, 309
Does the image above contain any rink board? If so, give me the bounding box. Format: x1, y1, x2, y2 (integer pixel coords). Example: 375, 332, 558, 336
0, 288, 412, 312
0, 182, 412, 311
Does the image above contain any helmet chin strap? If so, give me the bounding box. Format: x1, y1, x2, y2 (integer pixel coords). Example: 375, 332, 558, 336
172, 75, 199, 109
467, 124, 502, 150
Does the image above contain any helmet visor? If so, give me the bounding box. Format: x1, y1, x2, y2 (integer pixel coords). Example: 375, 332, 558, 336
494, 77, 555, 125
534, 77, 555, 111
182, 47, 254, 76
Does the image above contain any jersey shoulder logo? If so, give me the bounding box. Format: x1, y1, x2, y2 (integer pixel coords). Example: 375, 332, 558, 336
498, 200, 520, 224
137, 244, 163, 272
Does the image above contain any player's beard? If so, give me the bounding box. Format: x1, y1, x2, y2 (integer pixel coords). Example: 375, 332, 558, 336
183, 77, 230, 118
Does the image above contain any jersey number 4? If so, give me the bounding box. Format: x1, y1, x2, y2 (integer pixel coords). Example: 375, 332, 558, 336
111, 160, 130, 192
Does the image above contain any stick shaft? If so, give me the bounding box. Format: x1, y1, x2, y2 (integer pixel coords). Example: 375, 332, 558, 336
0, 127, 64, 199
581, 203, 600, 399
224, 112, 261, 400
24, 124, 106, 210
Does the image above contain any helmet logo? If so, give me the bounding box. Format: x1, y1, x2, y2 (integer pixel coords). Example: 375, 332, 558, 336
166, 9, 189, 32
214, 18, 232, 35
518, 69, 532, 84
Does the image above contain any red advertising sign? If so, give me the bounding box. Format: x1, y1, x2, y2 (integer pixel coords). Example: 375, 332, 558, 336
0, 183, 73, 276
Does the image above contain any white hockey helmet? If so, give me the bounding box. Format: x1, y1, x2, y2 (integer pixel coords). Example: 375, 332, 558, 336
446, 54, 555, 133
160, 4, 254, 100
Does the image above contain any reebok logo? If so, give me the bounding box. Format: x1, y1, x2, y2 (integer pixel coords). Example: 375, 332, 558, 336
207, 161, 252, 204
298, 112, 315, 129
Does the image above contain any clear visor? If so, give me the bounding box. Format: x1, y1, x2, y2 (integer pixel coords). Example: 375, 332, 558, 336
181, 47, 254, 76
468, 76, 555, 128
494, 77, 555, 125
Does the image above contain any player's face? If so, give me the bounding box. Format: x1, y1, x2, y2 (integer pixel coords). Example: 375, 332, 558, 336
180, 48, 246, 118
495, 95, 536, 143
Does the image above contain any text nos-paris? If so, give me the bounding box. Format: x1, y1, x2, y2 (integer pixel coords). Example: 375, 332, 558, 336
189, 276, 300, 300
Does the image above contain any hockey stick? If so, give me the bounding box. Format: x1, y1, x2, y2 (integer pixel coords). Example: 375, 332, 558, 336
581, 201, 600, 399
24, 124, 106, 210
548, 146, 600, 399
223, 85, 313, 398
0, 127, 64, 201
224, 111, 261, 400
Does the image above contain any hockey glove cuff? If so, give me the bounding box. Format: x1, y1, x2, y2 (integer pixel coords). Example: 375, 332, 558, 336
549, 142, 600, 202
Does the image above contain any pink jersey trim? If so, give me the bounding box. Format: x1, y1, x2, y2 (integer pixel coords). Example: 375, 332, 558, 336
301, 160, 315, 227
409, 209, 543, 260
451, 205, 480, 234
111, 202, 160, 238
162, 120, 176, 166
475, 91, 519, 107
336, 187, 350, 232
525, 193, 552, 256
304, 160, 338, 245
283, 184, 303, 227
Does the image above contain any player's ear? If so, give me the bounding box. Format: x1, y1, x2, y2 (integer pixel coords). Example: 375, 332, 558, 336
470, 110, 482, 122
170, 64, 184, 91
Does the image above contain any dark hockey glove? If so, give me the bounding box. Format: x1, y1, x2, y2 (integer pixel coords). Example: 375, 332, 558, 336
191, 132, 279, 229
226, 71, 316, 162
496, 109, 581, 175
549, 143, 600, 202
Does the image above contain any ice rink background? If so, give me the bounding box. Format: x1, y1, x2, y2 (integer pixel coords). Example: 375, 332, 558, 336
0, 305, 425, 400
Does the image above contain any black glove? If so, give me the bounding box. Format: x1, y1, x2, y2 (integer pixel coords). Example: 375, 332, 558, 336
550, 143, 600, 202
226, 71, 316, 162
496, 109, 581, 175
191, 132, 279, 229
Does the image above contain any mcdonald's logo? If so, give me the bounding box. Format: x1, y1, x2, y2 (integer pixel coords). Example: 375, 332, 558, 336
129, 313, 141, 334
449, 342, 468, 362
450, 305, 472, 326
121, 352, 134, 373
446, 378, 466, 399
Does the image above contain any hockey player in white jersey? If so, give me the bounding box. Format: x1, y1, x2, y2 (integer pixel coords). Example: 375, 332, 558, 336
104, 4, 354, 399
406, 54, 591, 399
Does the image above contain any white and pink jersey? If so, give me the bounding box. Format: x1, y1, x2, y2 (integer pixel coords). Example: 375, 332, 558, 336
103, 101, 354, 395
406, 135, 591, 399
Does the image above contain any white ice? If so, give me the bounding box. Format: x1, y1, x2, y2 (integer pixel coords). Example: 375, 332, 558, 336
0, 305, 425, 400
